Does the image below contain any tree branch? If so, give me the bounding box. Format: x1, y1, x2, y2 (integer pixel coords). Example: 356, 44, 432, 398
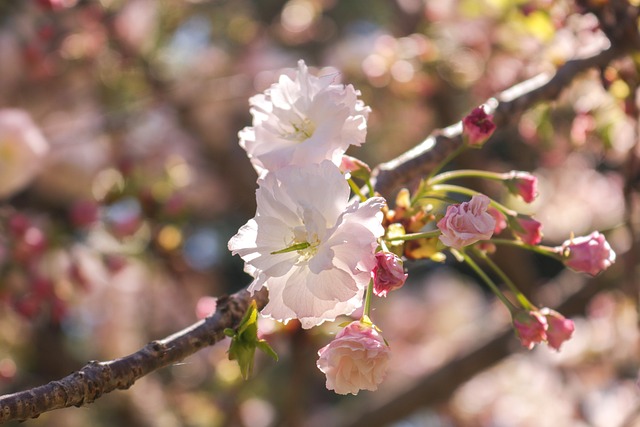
0, 288, 268, 423
372, 44, 626, 196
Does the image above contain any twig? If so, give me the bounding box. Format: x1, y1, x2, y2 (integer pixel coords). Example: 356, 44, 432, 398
0, 288, 268, 423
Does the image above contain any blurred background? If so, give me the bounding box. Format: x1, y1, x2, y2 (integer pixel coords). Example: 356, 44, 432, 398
0, 0, 638, 426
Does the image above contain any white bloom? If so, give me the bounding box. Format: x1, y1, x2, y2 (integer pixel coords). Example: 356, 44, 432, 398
228, 161, 385, 328
239, 60, 370, 175
0, 109, 49, 199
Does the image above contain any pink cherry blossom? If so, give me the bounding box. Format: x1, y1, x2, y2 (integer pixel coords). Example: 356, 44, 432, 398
316, 321, 390, 395
437, 194, 496, 250
559, 231, 615, 276
0, 109, 50, 199
512, 310, 548, 350
239, 60, 370, 175
505, 171, 538, 203
513, 217, 543, 245
372, 252, 407, 297
462, 106, 496, 147
228, 161, 385, 329
541, 308, 574, 351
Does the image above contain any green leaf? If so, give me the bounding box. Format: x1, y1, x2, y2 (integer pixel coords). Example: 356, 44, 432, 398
226, 300, 279, 380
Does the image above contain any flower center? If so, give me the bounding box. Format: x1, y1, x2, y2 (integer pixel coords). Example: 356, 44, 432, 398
283, 118, 316, 142
271, 226, 321, 263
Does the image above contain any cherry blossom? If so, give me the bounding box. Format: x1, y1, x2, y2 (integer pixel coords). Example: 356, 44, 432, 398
437, 194, 495, 250
228, 161, 385, 328
238, 60, 370, 175
372, 252, 407, 297
559, 231, 615, 276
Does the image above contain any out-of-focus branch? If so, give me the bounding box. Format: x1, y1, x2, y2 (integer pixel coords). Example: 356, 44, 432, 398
0, 288, 268, 424
340, 276, 606, 427
372, 44, 626, 197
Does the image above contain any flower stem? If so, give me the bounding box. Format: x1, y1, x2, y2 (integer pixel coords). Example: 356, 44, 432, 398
383, 230, 441, 242
348, 178, 367, 202
428, 169, 505, 186
490, 238, 562, 260
424, 144, 466, 182
363, 278, 374, 318
459, 249, 518, 312
471, 247, 536, 311
428, 184, 518, 216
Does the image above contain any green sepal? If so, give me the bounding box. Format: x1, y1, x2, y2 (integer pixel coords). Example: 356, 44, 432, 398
226, 300, 279, 380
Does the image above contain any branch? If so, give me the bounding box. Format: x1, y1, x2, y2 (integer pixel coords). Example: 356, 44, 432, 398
372, 44, 626, 196
0, 288, 268, 424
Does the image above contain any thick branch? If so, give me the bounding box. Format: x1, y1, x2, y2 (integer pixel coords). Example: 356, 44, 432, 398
0, 288, 268, 423
372, 44, 626, 197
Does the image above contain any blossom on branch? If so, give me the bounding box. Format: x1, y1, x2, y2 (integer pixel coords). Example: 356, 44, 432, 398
437, 194, 496, 250
512, 216, 543, 245
558, 231, 616, 276
239, 60, 370, 175
462, 106, 496, 147
228, 161, 385, 329
513, 310, 548, 350
317, 321, 390, 395
541, 308, 575, 351
505, 171, 538, 203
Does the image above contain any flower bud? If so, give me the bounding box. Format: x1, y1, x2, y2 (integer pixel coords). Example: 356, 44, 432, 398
559, 231, 615, 276
373, 252, 408, 297
512, 216, 543, 245
513, 310, 548, 349
462, 106, 496, 147
317, 321, 390, 395
505, 171, 538, 203
540, 308, 574, 351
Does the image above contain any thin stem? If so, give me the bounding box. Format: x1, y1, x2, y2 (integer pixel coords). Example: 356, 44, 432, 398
428, 169, 505, 186
428, 184, 518, 216
363, 279, 374, 318
424, 144, 466, 182
383, 230, 441, 242
472, 247, 535, 310
348, 178, 367, 202
459, 250, 518, 312
490, 238, 562, 259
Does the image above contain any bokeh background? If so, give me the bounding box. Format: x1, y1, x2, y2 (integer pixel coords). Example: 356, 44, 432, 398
0, 0, 638, 426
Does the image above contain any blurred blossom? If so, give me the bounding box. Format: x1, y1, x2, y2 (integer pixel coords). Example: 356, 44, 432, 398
114, 0, 157, 54
541, 308, 574, 351
558, 231, 615, 276
487, 207, 507, 234
183, 228, 222, 271
504, 171, 538, 203
0, 109, 50, 199
104, 197, 142, 238
513, 310, 548, 350
461, 106, 496, 147
195, 296, 217, 320
512, 216, 543, 245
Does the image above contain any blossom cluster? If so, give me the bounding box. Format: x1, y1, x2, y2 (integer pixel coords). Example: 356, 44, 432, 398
228, 62, 617, 395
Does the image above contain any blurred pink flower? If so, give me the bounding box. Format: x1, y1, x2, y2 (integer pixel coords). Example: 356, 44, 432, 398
462, 106, 496, 147
239, 60, 370, 176
541, 308, 574, 351
513, 217, 543, 245
513, 310, 548, 350
559, 231, 615, 276
228, 161, 385, 329
0, 109, 49, 199
437, 194, 495, 250
487, 207, 507, 234
505, 171, 538, 203
317, 321, 390, 395
373, 252, 407, 297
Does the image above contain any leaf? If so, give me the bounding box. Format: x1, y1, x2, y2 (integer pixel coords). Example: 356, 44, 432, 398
226, 300, 278, 380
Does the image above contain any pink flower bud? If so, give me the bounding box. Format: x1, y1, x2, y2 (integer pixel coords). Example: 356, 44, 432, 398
462, 106, 496, 147
559, 231, 615, 276
540, 308, 574, 351
437, 194, 496, 250
512, 217, 543, 245
505, 171, 538, 203
487, 207, 507, 234
339, 155, 371, 177
317, 321, 390, 395
512, 310, 548, 350
373, 252, 408, 297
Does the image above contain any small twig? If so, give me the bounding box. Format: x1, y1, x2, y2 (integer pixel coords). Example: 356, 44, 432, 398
0, 288, 268, 424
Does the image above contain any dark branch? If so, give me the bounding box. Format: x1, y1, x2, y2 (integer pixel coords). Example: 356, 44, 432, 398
0, 288, 268, 423
372, 44, 626, 197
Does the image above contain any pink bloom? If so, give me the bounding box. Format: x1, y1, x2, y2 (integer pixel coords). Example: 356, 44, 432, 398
373, 252, 408, 297
462, 106, 496, 147
560, 231, 615, 276
513, 310, 548, 350
541, 308, 574, 351
339, 155, 371, 179
316, 321, 390, 395
0, 109, 50, 199
512, 217, 543, 245
437, 194, 495, 250
505, 171, 538, 203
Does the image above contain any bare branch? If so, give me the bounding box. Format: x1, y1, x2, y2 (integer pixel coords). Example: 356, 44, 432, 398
0, 288, 268, 424
372, 44, 626, 197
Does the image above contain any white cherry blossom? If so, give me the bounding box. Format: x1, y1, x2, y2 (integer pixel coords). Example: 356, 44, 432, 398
239, 60, 370, 175
228, 161, 385, 328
